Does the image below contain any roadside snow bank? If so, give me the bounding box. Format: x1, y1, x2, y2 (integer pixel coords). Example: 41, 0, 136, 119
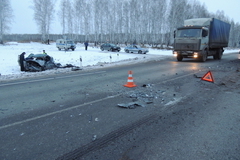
0, 42, 172, 81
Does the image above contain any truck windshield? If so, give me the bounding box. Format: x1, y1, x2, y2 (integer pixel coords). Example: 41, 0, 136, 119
177, 29, 201, 38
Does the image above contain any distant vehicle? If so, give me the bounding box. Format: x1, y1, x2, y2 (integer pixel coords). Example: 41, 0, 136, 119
173, 18, 231, 62
56, 39, 76, 51
100, 43, 121, 52
124, 45, 149, 54
21, 54, 60, 72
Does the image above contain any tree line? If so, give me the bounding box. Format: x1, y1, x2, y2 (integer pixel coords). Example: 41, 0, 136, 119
1, 0, 240, 47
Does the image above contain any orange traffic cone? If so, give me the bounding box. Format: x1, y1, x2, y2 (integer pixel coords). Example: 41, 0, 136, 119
124, 71, 137, 88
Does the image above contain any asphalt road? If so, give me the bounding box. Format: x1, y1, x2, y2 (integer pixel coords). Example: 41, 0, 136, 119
0, 53, 240, 160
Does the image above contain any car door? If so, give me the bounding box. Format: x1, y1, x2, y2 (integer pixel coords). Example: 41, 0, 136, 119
104, 44, 110, 50
132, 45, 139, 53
128, 45, 135, 52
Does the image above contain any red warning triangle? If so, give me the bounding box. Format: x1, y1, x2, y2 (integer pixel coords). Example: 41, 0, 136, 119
201, 71, 214, 83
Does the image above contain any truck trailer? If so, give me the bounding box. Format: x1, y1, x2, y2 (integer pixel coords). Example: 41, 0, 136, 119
173, 18, 231, 62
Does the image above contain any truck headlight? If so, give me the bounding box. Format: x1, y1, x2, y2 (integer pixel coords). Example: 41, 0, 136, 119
193, 52, 198, 58
173, 51, 178, 57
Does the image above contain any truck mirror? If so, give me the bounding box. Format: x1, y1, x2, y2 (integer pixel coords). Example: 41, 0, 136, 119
202, 30, 208, 37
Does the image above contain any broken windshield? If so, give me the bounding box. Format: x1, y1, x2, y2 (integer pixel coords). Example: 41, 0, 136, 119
177, 29, 201, 38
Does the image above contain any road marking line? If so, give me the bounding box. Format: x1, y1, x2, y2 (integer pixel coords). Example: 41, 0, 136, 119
158, 72, 199, 84
0, 71, 106, 87
0, 94, 121, 130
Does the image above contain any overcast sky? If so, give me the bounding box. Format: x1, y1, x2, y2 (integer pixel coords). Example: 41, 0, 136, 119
10, 0, 240, 34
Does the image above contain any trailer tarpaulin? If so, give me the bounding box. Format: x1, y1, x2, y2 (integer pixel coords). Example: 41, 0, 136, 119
209, 18, 231, 48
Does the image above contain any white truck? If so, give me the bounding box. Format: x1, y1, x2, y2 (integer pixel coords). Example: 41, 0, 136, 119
173, 18, 231, 62
56, 39, 76, 51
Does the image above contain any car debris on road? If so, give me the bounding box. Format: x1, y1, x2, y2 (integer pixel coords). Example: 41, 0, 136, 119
117, 101, 146, 109
18, 53, 81, 72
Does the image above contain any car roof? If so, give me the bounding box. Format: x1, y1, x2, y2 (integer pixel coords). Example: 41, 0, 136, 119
103, 43, 116, 45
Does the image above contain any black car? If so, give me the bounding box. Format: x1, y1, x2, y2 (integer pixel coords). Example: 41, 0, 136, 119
100, 43, 121, 52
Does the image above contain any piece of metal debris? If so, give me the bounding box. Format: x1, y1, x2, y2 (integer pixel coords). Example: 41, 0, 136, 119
71, 66, 83, 71
117, 102, 145, 109
92, 135, 97, 141
193, 74, 202, 78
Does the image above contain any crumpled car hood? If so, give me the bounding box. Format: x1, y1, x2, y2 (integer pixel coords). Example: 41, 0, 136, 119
24, 54, 60, 72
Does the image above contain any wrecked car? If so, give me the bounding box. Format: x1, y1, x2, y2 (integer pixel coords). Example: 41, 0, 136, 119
21, 54, 61, 72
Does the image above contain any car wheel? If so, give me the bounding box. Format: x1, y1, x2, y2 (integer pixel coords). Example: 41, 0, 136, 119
138, 50, 142, 54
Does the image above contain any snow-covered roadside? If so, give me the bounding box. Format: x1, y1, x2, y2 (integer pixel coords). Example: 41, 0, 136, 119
0, 42, 238, 81
0, 42, 172, 81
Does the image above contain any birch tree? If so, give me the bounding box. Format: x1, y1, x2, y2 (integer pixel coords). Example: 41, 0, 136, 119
32, 0, 55, 43
74, 0, 85, 41
0, 0, 13, 44
82, 1, 91, 41
53, 0, 238, 47
93, 0, 101, 43
58, 0, 74, 38
168, 0, 188, 45
58, 0, 67, 35
66, 1, 74, 38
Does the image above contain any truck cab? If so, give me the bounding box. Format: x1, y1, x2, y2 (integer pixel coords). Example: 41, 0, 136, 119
173, 26, 209, 61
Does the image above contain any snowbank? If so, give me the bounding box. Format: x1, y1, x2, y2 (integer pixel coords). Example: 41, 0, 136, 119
0, 42, 173, 81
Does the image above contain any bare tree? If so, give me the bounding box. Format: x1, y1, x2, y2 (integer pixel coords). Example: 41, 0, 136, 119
53, 0, 239, 48
32, 0, 55, 43
58, 0, 67, 35
0, 0, 13, 44
74, 0, 84, 40
66, 0, 74, 38
58, 0, 74, 38
93, 0, 101, 43
82, 1, 92, 41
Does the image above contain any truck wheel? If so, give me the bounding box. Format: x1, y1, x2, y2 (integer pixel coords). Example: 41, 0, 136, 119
200, 50, 207, 62
58, 48, 61, 51
177, 55, 183, 61
216, 48, 223, 60
213, 55, 217, 59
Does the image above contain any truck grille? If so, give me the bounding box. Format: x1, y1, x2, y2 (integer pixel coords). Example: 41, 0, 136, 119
174, 43, 198, 51
174, 39, 200, 51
